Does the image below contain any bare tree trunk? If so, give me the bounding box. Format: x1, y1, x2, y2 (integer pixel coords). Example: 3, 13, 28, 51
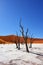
14, 40, 18, 48
14, 36, 18, 48
16, 32, 20, 49
29, 34, 33, 48
29, 43, 32, 48
16, 43, 18, 48
18, 37, 20, 50
29, 38, 32, 48
19, 21, 29, 52
18, 43, 20, 50
24, 36, 29, 52
25, 43, 29, 52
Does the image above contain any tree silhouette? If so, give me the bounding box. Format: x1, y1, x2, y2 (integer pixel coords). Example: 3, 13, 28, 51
14, 36, 18, 48
17, 36, 20, 50
16, 32, 20, 50
20, 21, 29, 52
29, 34, 34, 48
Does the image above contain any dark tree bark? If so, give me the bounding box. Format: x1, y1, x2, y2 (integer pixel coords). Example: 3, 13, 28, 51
20, 21, 29, 52
29, 43, 32, 48
29, 34, 34, 48
16, 43, 18, 48
24, 29, 29, 52
14, 37, 18, 48
18, 37, 20, 50
29, 38, 32, 48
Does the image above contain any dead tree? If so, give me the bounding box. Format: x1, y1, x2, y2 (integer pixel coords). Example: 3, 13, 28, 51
14, 37, 18, 48
29, 34, 33, 48
16, 32, 20, 50
20, 22, 29, 52
17, 36, 20, 50
24, 28, 29, 52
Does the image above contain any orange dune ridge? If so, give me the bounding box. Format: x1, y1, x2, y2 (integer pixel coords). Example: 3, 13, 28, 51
0, 35, 43, 44
0, 39, 10, 44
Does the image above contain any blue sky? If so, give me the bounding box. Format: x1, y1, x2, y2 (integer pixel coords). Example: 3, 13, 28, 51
0, 0, 43, 38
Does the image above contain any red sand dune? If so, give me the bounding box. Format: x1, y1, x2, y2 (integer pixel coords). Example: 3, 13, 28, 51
0, 35, 43, 44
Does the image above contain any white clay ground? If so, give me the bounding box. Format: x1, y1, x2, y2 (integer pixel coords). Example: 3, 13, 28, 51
0, 44, 43, 65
